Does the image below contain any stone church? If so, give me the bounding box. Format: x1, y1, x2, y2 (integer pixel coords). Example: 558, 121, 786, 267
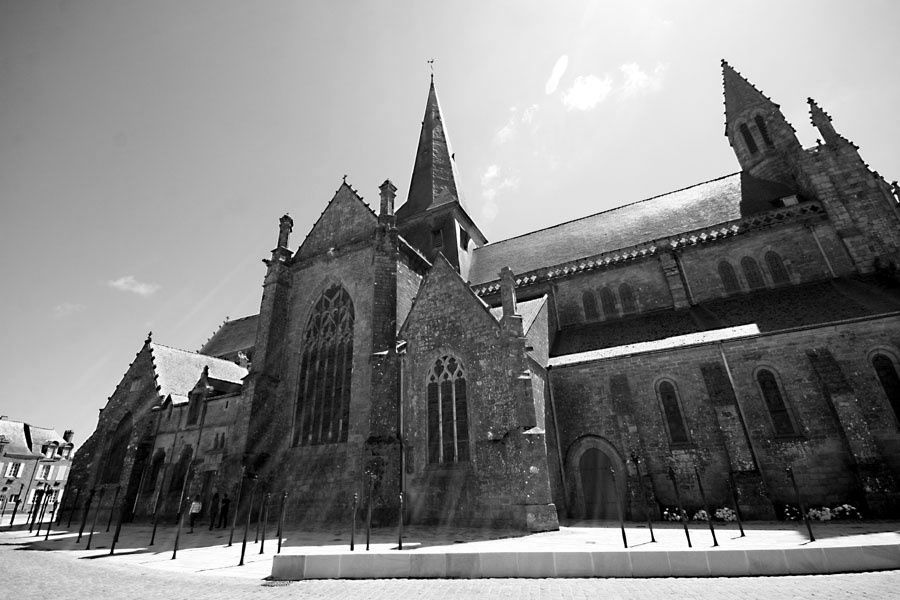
71, 62, 900, 531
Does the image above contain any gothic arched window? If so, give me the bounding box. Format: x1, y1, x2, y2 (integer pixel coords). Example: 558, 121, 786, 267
294, 284, 355, 446
754, 115, 774, 147
146, 449, 165, 493
765, 251, 790, 284
872, 354, 900, 423
741, 256, 765, 289
599, 287, 617, 318
427, 355, 470, 464
100, 412, 132, 484
718, 261, 741, 294
757, 369, 796, 436
582, 291, 599, 320
619, 283, 636, 314
740, 123, 758, 154
657, 381, 689, 445
168, 445, 193, 498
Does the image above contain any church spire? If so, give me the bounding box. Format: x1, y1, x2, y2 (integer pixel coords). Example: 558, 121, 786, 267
808, 97, 854, 147
721, 59, 779, 134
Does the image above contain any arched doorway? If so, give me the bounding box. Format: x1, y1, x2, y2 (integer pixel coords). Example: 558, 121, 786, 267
566, 436, 625, 521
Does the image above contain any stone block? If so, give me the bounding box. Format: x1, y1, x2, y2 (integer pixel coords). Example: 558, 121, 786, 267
368, 552, 411, 578
629, 551, 671, 577
515, 552, 556, 578
706, 550, 750, 576
303, 554, 341, 579
553, 551, 593, 577
783, 547, 828, 574
409, 553, 446, 578
667, 550, 710, 576
591, 551, 632, 577
479, 552, 518, 578
746, 549, 788, 575
270, 555, 305, 580
445, 553, 481, 578
337, 553, 374, 578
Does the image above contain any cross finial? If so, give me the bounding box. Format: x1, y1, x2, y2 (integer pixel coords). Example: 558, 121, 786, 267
427, 58, 435, 81
342, 174, 347, 184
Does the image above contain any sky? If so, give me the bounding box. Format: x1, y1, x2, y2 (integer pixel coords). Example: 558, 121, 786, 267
2, 0, 899, 448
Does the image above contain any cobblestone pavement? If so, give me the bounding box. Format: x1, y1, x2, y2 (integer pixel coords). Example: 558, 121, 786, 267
3, 533, 899, 599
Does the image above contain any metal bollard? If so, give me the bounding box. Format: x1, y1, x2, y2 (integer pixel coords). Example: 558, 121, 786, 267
76, 488, 96, 543
397, 492, 404, 550
239, 479, 258, 566
350, 493, 358, 551
365, 480, 374, 551
254, 487, 264, 544
277, 492, 287, 554
228, 478, 245, 548
109, 500, 127, 555
106, 486, 120, 532
693, 466, 718, 547
45, 496, 60, 541
786, 466, 815, 542
67, 488, 82, 528
726, 472, 746, 537
35, 489, 52, 537
259, 493, 271, 554
173, 495, 189, 560
609, 466, 628, 549
667, 467, 692, 548
631, 454, 656, 543
85, 487, 106, 550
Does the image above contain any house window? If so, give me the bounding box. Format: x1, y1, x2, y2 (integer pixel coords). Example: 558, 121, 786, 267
741, 256, 765, 289
599, 287, 617, 318
39, 464, 52, 480
740, 123, 758, 154
765, 251, 790, 284
427, 355, 470, 464
294, 284, 355, 446
619, 283, 636, 313
718, 261, 741, 294
431, 228, 444, 249
5, 462, 22, 478
582, 291, 599, 320
658, 380, 690, 445
754, 115, 774, 147
872, 354, 900, 423
757, 369, 796, 436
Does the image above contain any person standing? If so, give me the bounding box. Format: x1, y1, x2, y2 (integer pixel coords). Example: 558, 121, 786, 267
208, 491, 220, 531
188, 495, 202, 533
218, 493, 230, 528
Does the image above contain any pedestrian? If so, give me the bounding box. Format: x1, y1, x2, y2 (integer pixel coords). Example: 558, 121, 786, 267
188, 495, 202, 533
208, 491, 220, 531
218, 493, 230, 528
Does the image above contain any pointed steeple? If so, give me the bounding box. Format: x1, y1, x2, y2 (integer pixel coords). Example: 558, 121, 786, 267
722, 60, 779, 134
808, 98, 853, 147
397, 79, 468, 219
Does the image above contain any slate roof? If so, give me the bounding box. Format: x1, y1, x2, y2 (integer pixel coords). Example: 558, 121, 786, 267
551, 277, 900, 357
200, 314, 258, 358
489, 296, 547, 335
0, 419, 68, 458
468, 171, 796, 285
149, 343, 248, 405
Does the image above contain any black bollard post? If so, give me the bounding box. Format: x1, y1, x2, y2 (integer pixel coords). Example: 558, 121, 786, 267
350, 493, 358, 551
27, 489, 43, 532
254, 487, 264, 544
9, 497, 21, 528
85, 487, 106, 550
398, 492, 404, 550
786, 466, 815, 542
259, 493, 271, 554
149, 497, 161, 546
109, 499, 127, 555
76, 488, 95, 543
632, 454, 656, 543
67, 488, 82, 528
239, 479, 258, 566
668, 467, 692, 548
35, 488, 52, 537
726, 472, 746, 537
45, 495, 60, 541
106, 486, 120, 532
172, 495, 189, 560
277, 492, 287, 554
228, 477, 246, 548
693, 467, 718, 547
55, 487, 67, 526
365, 479, 373, 551
609, 466, 628, 549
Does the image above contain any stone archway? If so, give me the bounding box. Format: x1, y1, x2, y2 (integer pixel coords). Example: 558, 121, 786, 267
566, 436, 626, 521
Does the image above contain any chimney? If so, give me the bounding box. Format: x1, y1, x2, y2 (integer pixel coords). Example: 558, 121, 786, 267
63, 430, 74, 443
277, 214, 294, 248
379, 179, 397, 217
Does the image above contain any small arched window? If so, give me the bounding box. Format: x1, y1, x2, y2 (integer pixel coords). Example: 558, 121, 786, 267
619, 283, 636, 314
427, 355, 470, 464
599, 287, 617, 318
765, 251, 790, 284
740, 123, 758, 154
294, 284, 355, 446
582, 291, 599, 320
872, 354, 900, 423
741, 256, 765, 289
658, 381, 689, 445
754, 115, 774, 147
718, 261, 741, 294
757, 369, 796, 436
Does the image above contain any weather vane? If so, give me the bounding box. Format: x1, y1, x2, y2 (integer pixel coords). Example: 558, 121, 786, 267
427, 58, 435, 80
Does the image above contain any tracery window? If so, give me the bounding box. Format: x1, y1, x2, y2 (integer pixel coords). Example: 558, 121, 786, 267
294, 284, 355, 446
740, 123, 758, 154
741, 256, 765, 289
599, 287, 617, 318
765, 251, 790, 284
657, 380, 689, 445
872, 354, 900, 423
619, 283, 636, 314
754, 115, 774, 147
582, 291, 599, 320
427, 355, 470, 464
718, 261, 741, 294
757, 369, 796, 436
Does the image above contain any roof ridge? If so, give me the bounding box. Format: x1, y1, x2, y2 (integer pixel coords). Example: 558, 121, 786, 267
475, 172, 740, 251
151, 341, 247, 365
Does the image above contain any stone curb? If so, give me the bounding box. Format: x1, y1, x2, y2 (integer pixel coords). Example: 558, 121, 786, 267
271, 543, 900, 579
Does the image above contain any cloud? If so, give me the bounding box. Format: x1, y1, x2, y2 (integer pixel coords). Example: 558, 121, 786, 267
494, 104, 540, 145
108, 275, 160, 297
52, 302, 85, 318
562, 75, 613, 111
545, 55, 569, 95
480, 164, 520, 222
620, 62, 666, 98
481, 164, 500, 187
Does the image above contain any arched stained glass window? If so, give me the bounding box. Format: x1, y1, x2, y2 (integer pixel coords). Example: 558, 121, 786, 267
294, 284, 355, 446
872, 354, 900, 422
427, 355, 470, 464
741, 256, 765, 289
765, 251, 790, 284
582, 291, 599, 320
718, 261, 741, 294
100, 412, 132, 484
658, 381, 689, 445
619, 283, 636, 313
754, 115, 774, 147
599, 287, 617, 318
757, 369, 795, 436
740, 123, 758, 154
